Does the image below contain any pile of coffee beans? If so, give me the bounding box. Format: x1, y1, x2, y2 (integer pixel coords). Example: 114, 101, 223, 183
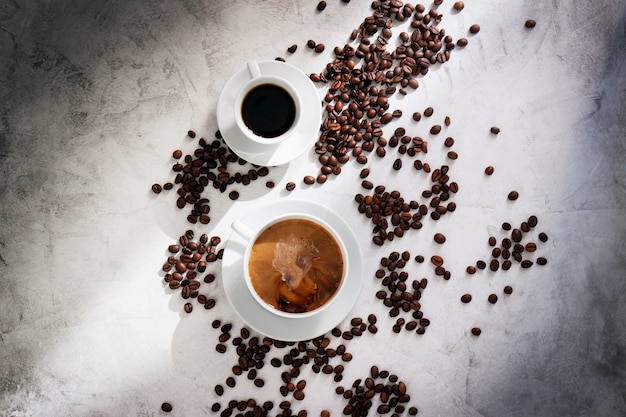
355, 157, 459, 245
161, 229, 222, 313
151, 130, 271, 225
336, 366, 418, 416
375, 250, 429, 335
307, 1, 469, 183
467, 214, 548, 274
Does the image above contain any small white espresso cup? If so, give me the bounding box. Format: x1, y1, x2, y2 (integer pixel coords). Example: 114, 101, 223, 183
231, 213, 349, 319
233, 61, 303, 146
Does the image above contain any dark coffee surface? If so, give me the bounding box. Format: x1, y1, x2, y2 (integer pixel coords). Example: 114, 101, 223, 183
241, 83, 296, 138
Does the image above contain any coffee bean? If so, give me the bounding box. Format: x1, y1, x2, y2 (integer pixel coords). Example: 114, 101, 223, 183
454, 1, 464, 10
466, 265, 476, 274
504, 285, 513, 294
521, 259, 533, 268
184, 302, 193, 313
315, 43, 325, 53
525, 19, 536, 28
488, 294, 498, 304
461, 294, 472, 303
430, 125, 442, 135
539, 232, 549, 242
431, 255, 444, 266
485, 166, 494, 175
161, 402, 173, 412
537, 257, 547, 265
393, 158, 402, 170
512, 229, 522, 242
434, 233, 446, 244
228, 190, 239, 200
317, 1, 326, 11
490, 126, 500, 134
471, 327, 481, 336
469, 24, 481, 34
286, 182, 296, 191
288, 44, 297, 53
303, 175, 315, 185
152, 183, 162, 194
490, 259, 499, 271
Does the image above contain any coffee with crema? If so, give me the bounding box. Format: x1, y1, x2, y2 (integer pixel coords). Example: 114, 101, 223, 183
248, 218, 344, 313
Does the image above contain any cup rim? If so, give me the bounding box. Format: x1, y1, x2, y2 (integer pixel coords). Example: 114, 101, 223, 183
241, 213, 349, 319
234, 75, 303, 146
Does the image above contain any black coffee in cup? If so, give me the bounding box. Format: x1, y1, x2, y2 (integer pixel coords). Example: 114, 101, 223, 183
241, 83, 296, 138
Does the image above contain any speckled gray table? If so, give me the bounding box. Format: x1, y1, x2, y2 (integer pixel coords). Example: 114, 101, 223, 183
1, 1, 625, 416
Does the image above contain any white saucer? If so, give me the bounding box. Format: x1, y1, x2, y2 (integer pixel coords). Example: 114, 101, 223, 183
216, 60, 323, 166
221, 200, 363, 341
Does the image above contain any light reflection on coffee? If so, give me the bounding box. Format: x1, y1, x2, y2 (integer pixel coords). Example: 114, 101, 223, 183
248, 218, 344, 313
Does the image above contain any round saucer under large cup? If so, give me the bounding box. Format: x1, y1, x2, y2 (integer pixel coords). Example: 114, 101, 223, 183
216, 61, 323, 166
221, 200, 362, 342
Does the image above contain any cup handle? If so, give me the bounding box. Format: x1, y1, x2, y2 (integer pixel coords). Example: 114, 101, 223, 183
231, 220, 255, 240
247, 61, 262, 79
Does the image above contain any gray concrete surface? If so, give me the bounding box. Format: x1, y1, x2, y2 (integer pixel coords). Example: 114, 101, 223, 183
1, 1, 625, 416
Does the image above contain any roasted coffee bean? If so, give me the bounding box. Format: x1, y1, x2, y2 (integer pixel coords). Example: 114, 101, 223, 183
485, 166, 494, 175
161, 402, 173, 412
471, 327, 481, 336
502, 222, 512, 231
512, 229, 522, 242
412, 112, 422, 121
507, 191, 519, 201
431, 255, 444, 266
228, 191, 239, 200
287, 44, 297, 53
504, 285, 513, 294
254, 378, 265, 387
469, 24, 481, 33
226, 377, 236, 388
488, 294, 498, 304
537, 257, 548, 265
461, 294, 472, 303
304, 175, 315, 185
430, 124, 442, 135
317, 1, 326, 11
393, 158, 402, 170
489, 259, 499, 271
466, 265, 477, 274
434, 233, 446, 244
490, 126, 500, 134
152, 183, 163, 194
525, 242, 537, 252
525, 19, 537, 28
539, 232, 549, 242
521, 259, 533, 268
453, 1, 464, 10
286, 182, 296, 191
184, 302, 193, 313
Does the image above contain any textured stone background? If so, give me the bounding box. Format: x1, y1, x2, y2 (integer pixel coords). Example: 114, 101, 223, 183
1, 1, 625, 416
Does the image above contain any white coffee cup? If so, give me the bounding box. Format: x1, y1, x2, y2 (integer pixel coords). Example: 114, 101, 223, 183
231, 213, 349, 319
232, 61, 303, 146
